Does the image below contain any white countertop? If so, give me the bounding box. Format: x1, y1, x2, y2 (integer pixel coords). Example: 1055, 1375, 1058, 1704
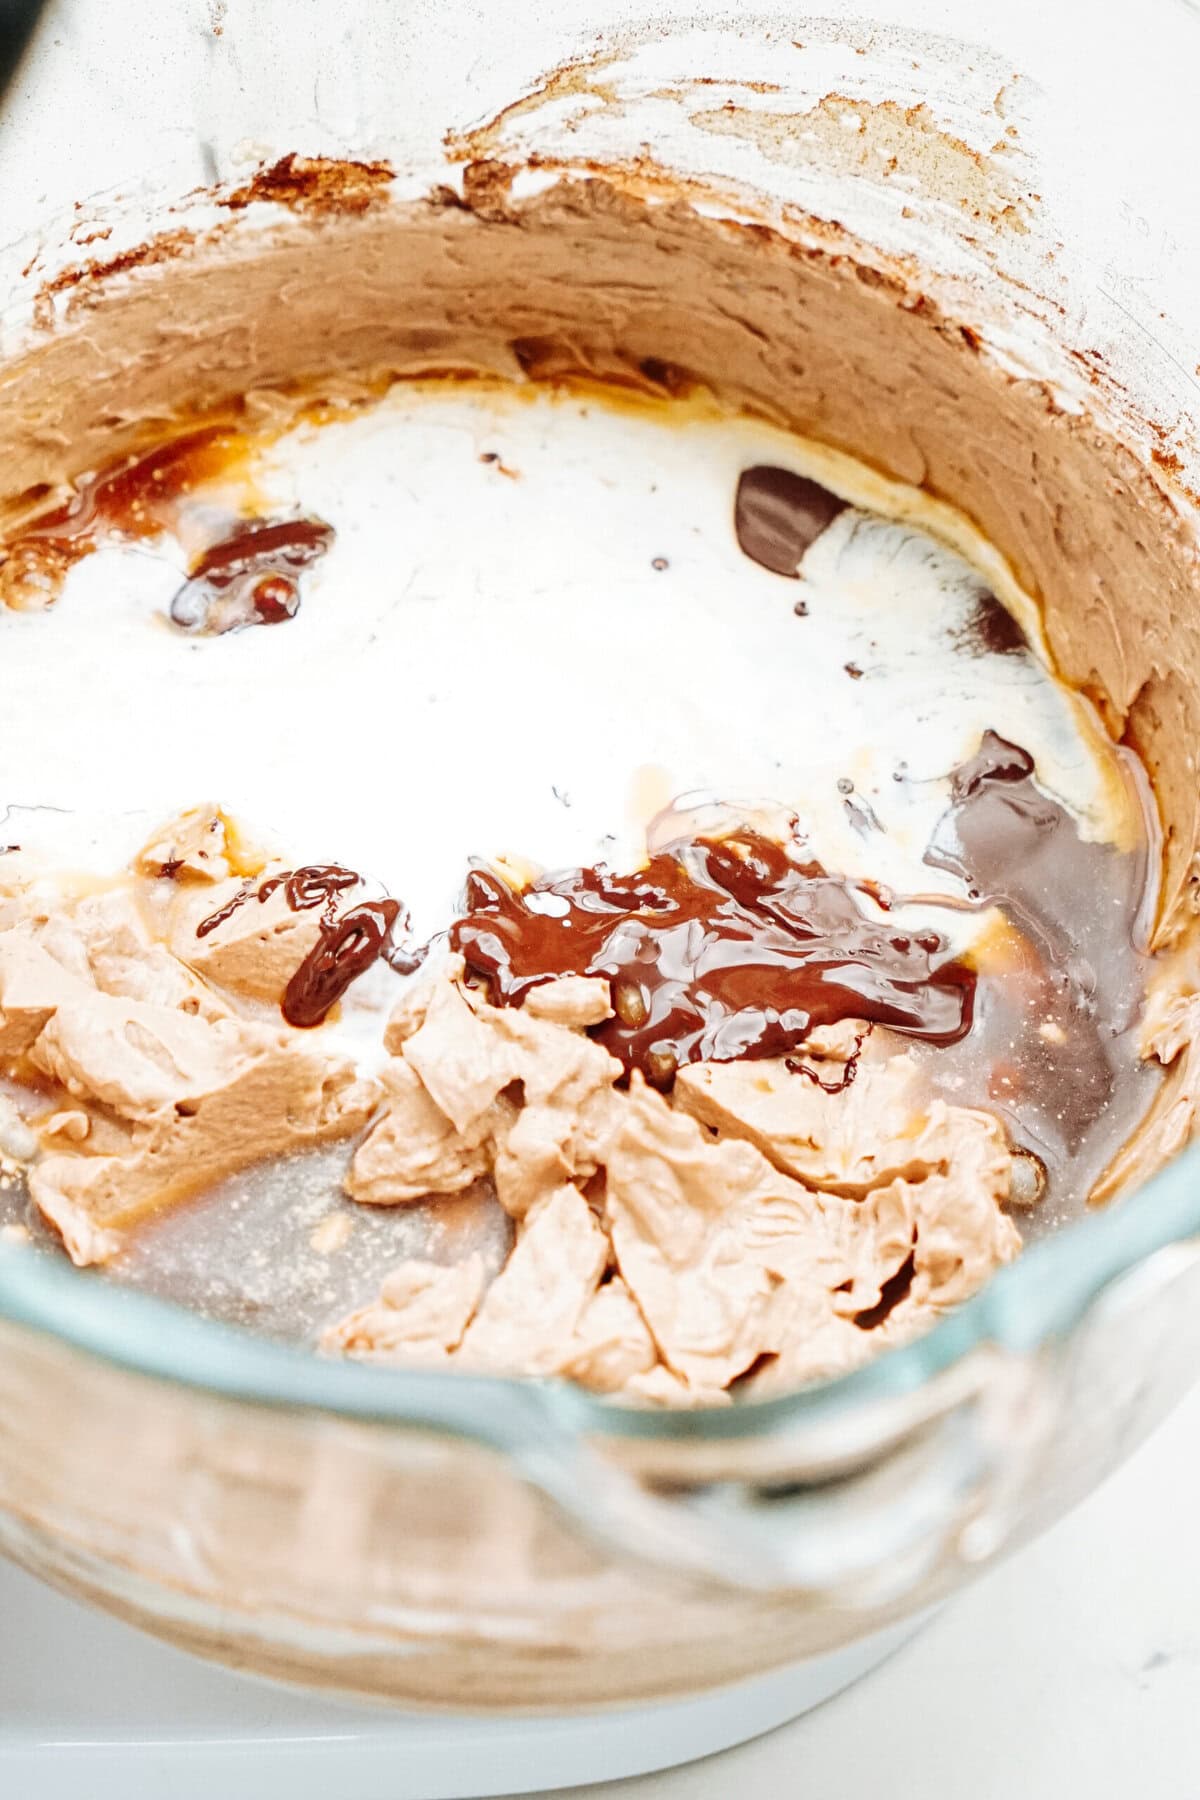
532, 1376, 1200, 1800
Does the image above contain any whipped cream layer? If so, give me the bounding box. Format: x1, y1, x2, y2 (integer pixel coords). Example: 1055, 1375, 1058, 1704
0, 384, 1138, 959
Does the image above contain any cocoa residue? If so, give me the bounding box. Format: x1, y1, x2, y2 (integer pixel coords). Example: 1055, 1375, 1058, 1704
221, 155, 394, 216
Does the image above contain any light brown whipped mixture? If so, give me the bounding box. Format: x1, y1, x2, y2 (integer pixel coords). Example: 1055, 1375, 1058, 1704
0, 812, 380, 1265
331, 953, 1023, 1400
0, 804, 1035, 1401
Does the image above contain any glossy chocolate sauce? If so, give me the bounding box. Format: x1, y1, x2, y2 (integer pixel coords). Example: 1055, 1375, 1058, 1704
734, 465, 847, 576
283, 899, 401, 1029
257, 865, 361, 911
196, 863, 400, 1026
196, 863, 361, 938
449, 729, 1156, 1216
169, 517, 333, 635
451, 831, 974, 1088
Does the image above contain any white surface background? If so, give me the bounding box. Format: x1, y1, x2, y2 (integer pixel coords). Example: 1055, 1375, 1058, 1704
530, 1378, 1200, 1800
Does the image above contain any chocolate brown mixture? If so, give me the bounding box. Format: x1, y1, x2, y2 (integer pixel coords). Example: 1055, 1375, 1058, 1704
451, 831, 975, 1089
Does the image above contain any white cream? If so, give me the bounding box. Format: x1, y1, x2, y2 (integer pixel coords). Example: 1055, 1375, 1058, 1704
0, 383, 1133, 960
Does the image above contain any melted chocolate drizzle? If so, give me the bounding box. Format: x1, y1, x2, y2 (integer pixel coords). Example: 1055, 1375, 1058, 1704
283, 900, 401, 1029
734, 466, 847, 576
195, 881, 254, 939
256, 865, 360, 912
451, 831, 974, 1088
196, 864, 359, 939
786, 1027, 871, 1094
195, 862, 402, 1027
169, 517, 333, 635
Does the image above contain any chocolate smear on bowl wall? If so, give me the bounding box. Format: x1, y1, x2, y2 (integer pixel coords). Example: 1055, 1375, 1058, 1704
734, 465, 847, 575
921, 731, 1158, 1215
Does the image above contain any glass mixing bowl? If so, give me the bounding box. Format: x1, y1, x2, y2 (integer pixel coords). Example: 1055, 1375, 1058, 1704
1, 0, 1200, 1711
